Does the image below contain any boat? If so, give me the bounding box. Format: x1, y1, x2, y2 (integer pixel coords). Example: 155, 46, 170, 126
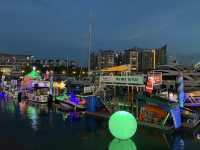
136, 93, 180, 131
136, 93, 200, 130
20, 68, 50, 104
149, 64, 200, 109
5, 90, 18, 99
54, 76, 95, 110
55, 91, 86, 110
23, 80, 50, 104
153, 64, 200, 91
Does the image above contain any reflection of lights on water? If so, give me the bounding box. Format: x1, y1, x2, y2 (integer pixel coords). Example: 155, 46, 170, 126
109, 138, 137, 150
5, 103, 15, 114
19, 101, 27, 115
62, 112, 79, 122
172, 136, 185, 150
27, 106, 38, 131
180, 139, 184, 146
68, 112, 76, 122
197, 134, 200, 140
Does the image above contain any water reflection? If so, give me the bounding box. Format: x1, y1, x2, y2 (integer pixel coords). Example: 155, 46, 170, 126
193, 126, 200, 141
27, 105, 39, 131
0, 99, 16, 114
0, 100, 199, 149
171, 135, 184, 150
197, 134, 200, 140
109, 138, 137, 150
21, 101, 84, 131
19, 101, 28, 115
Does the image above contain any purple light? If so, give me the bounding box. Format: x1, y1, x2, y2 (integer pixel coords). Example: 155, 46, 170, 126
0, 92, 5, 98
68, 91, 79, 104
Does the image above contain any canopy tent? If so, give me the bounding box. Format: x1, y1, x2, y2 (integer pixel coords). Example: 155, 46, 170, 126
21, 70, 41, 89
101, 65, 131, 72
25, 70, 41, 79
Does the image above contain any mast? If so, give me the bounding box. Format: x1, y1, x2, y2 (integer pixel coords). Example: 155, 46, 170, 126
88, 11, 93, 74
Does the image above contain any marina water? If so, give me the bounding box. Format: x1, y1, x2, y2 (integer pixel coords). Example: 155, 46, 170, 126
0, 99, 199, 150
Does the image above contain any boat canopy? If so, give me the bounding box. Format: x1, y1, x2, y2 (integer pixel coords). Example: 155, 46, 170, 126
137, 94, 179, 112
101, 65, 131, 72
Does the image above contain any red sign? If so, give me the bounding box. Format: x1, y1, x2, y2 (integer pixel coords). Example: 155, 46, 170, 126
148, 72, 162, 85
145, 77, 153, 95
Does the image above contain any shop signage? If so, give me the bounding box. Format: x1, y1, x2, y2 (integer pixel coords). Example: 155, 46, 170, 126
100, 75, 144, 85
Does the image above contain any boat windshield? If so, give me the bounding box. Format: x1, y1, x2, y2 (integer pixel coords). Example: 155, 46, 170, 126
34, 88, 49, 96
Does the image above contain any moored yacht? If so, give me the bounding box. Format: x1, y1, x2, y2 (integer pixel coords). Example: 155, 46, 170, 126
152, 64, 200, 91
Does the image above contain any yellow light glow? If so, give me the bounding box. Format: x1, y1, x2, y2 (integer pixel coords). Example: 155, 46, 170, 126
53, 81, 65, 89
101, 65, 131, 72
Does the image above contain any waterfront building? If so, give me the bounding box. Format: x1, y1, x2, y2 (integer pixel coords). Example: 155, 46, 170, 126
139, 49, 156, 72
90, 45, 167, 73
90, 52, 98, 70
0, 52, 33, 76
33, 58, 72, 68
139, 45, 167, 72
91, 50, 116, 70
124, 48, 140, 72
32, 58, 84, 76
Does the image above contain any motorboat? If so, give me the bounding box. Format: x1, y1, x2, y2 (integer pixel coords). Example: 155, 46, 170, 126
153, 64, 200, 91
23, 80, 50, 103
56, 92, 86, 110
20, 69, 50, 104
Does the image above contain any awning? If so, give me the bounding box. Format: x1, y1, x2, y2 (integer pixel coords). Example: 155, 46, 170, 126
25, 70, 41, 79
101, 65, 131, 72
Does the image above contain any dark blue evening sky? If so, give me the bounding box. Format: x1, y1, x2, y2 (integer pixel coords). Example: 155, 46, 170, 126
0, 0, 200, 63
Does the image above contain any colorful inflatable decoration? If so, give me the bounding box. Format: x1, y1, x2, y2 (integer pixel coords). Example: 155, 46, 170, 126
109, 111, 137, 140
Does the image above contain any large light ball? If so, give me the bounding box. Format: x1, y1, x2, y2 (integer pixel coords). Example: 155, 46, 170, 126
109, 138, 137, 150
109, 111, 137, 140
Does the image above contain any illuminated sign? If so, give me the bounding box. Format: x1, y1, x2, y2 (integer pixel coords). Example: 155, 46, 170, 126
100, 75, 144, 85
145, 77, 153, 94
148, 72, 162, 85
32, 81, 50, 87
84, 86, 95, 93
